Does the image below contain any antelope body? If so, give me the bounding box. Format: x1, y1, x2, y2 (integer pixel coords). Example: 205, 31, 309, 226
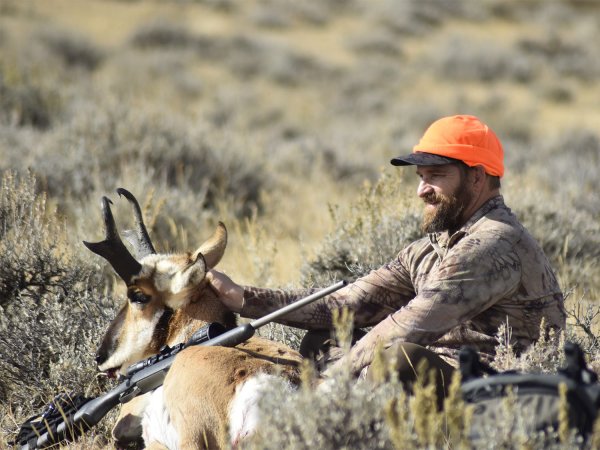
85, 189, 301, 449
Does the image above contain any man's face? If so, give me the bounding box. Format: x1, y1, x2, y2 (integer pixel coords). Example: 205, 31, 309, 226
416, 164, 473, 233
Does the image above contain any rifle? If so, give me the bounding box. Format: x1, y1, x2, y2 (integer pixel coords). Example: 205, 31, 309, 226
14, 280, 347, 450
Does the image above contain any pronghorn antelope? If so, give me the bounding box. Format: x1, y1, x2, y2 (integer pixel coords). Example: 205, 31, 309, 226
85, 189, 302, 449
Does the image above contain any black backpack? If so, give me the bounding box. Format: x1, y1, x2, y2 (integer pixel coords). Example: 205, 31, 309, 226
460, 342, 600, 444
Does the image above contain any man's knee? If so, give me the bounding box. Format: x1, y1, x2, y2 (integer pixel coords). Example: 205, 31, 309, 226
300, 329, 367, 358
371, 342, 455, 407
299, 329, 366, 371
388, 343, 449, 375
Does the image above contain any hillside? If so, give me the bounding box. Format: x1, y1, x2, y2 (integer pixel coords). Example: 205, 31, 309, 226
1, 0, 599, 448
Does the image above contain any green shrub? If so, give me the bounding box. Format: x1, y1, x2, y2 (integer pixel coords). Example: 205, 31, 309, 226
516, 204, 600, 264
518, 30, 600, 82
250, 1, 332, 28
223, 35, 338, 86
535, 129, 600, 212
250, 371, 396, 449
0, 171, 113, 411
23, 103, 271, 219
1, 1, 600, 448
347, 30, 404, 58
302, 172, 422, 285
249, 332, 593, 450
0, 68, 58, 129
129, 20, 195, 49
366, 0, 482, 37
429, 35, 535, 83
37, 27, 104, 71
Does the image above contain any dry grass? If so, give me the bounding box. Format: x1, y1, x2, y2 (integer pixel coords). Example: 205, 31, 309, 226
1, 0, 599, 448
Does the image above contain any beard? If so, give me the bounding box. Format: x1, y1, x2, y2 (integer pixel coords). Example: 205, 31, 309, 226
420, 181, 473, 234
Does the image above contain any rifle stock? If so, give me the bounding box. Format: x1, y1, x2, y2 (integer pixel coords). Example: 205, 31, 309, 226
17, 280, 347, 450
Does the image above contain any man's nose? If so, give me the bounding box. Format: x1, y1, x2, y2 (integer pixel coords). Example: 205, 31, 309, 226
417, 180, 433, 198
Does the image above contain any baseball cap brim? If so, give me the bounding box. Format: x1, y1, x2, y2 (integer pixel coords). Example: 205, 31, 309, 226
390, 152, 458, 166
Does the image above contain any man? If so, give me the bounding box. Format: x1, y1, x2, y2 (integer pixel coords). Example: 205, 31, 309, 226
208, 115, 566, 395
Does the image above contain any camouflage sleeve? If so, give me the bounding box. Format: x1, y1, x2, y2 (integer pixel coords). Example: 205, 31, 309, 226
240, 254, 415, 329
337, 233, 523, 375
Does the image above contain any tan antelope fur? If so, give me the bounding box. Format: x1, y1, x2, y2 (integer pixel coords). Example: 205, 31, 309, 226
85, 189, 302, 449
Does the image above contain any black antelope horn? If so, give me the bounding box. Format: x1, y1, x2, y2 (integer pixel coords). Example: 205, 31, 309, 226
117, 188, 156, 259
83, 196, 142, 285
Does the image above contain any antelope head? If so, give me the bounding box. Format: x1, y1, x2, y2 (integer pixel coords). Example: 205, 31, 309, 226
85, 188, 235, 378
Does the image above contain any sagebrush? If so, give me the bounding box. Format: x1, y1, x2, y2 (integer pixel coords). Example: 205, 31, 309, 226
1, 0, 599, 448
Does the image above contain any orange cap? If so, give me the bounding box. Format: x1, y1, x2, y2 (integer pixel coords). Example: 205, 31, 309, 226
391, 115, 504, 177
412, 115, 504, 177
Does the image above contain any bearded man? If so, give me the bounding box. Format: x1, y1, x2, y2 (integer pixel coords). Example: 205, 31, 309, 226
208, 115, 566, 397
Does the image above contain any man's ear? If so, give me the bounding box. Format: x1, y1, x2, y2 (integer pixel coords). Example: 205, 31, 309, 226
471, 165, 487, 190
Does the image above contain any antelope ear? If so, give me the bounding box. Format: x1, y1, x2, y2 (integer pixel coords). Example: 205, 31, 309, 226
192, 222, 227, 268
169, 253, 207, 299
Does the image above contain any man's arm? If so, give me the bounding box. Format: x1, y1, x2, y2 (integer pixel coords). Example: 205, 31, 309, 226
327, 234, 523, 376
208, 255, 416, 330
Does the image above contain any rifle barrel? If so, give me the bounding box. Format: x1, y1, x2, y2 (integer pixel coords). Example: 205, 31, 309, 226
250, 280, 347, 329
200, 281, 346, 347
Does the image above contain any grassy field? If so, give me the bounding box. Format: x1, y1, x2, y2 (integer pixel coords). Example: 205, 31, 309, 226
1, 0, 599, 448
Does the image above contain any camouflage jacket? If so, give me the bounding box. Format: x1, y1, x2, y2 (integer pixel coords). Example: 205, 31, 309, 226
241, 196, 566, 375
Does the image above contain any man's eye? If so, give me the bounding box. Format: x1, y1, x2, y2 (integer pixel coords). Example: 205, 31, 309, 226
129, 291, 150, 304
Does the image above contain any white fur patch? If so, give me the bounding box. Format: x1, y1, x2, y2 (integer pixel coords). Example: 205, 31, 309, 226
99, 307, 166, 374
138, 254, 205, 301
142, 387, 180, 450
170, 262, 205, 297
228, 373, 296, 447
137, 255, 181, 293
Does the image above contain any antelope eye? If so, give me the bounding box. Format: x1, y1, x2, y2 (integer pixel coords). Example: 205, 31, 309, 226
129, 291, 150, 304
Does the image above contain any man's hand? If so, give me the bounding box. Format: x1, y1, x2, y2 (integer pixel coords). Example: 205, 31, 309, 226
206, 270, 245, 313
